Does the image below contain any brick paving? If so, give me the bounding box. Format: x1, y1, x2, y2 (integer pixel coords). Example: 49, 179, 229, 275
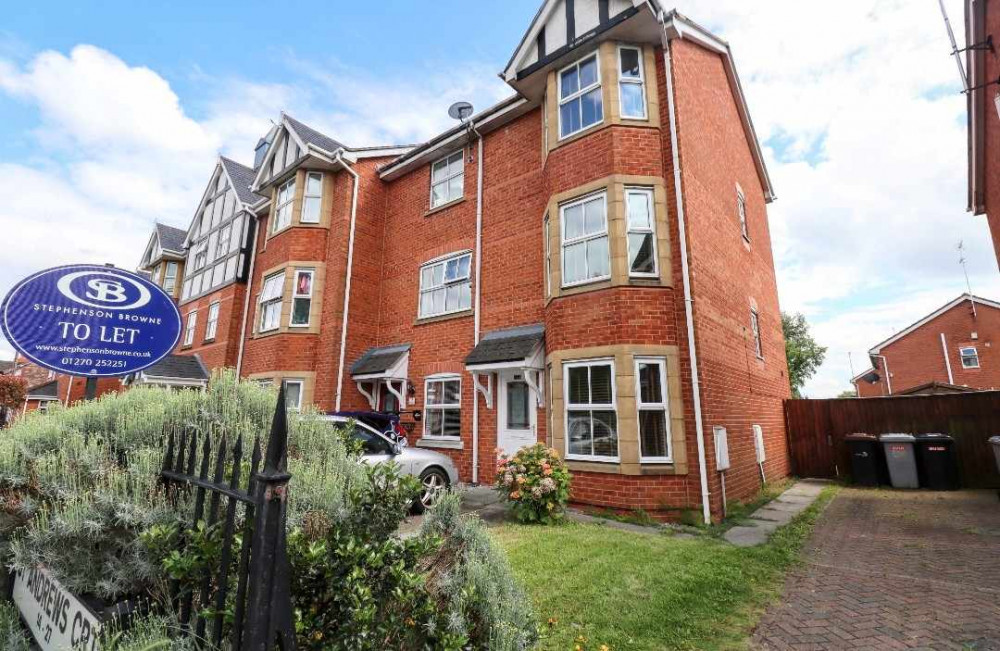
752, 488, 1000, 650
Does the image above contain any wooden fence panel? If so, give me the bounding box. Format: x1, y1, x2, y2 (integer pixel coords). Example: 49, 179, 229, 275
785, 393, 1000, 488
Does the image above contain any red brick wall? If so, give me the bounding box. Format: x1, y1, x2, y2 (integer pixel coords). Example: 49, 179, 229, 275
979, 0, 1000, 268
670, 38, 792, 511
177, 283, 246, 370
858, 299, 1000, 396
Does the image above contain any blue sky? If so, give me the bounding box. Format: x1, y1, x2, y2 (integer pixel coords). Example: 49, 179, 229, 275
1, 0, 997, 396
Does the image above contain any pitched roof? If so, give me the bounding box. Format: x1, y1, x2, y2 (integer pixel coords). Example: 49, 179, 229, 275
155, 223, 187, 254
465, 325, 545, 366
0, 360, 14, 374
221, 156, 268, 206
868, 294, 1000, 355
26, 380, 59, 399
142, 354, 209, 381
351, 344, 410, 376
284, 115, 345, 155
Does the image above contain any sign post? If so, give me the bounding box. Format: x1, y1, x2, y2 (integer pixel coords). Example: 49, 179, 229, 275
1, 264, 182, 382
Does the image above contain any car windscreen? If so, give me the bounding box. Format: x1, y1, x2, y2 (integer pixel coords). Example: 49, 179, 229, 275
352, 427, 393, 455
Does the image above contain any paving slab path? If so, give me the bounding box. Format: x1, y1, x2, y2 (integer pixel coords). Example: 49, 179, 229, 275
724, 480, 828, 547
752, 488, 1000, 650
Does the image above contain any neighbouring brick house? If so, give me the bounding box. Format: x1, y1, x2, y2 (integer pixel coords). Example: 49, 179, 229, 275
853, 294, 1000, 397
137, 1, 791, 521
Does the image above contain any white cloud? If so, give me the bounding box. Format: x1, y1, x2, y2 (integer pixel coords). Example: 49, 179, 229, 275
672, 0, 999, 396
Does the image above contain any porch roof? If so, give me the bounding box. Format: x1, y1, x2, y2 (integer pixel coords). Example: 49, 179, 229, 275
465, 324, 544, 370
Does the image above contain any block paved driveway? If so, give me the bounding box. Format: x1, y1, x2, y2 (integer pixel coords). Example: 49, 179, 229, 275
752, 488, 1000, 650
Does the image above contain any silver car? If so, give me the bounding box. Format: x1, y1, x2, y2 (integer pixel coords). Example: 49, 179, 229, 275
321, 415, 458, 512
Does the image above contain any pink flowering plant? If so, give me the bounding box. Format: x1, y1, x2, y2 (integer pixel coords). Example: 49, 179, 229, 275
495, 443, 572, 524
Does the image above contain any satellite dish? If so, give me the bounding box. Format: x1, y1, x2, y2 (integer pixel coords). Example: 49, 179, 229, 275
448, 101, 474, 122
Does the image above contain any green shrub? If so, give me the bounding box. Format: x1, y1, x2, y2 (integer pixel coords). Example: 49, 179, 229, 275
0, 601, 31, 651
495, 443, 571, 524
420, 493, 538, 650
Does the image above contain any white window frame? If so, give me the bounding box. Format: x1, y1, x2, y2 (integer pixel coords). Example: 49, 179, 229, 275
617, 45, 647, 120
204, 302, 220, 341
560, 191, 610, 288
258, 272, 285, 333
543, 212, 552, 297
418, 251, 472, 319
558, 52, 604, 139
272, 178, 295, 233
750, 308, 763, 359
282, 379, 304, 411
635, 357, 671, 462
216, 224, 231, 259
163, 262, 178, 294
625, 187, 658, 278
429, 151, 464, 208
301, 172, 323, 224
289, 269, 314, 327
737, 184, 749, 242
423, 374, 462, 440
183, 310, 197, 346
563, 358, 619, 462
960, 346, 980, 369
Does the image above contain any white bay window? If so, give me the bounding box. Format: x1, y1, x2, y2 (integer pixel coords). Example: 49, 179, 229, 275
290, 270, 314, 327
258, 273, 284, 332
273, 178, 295, 233
559, 53, 603, 138
626, 187, 657, 277
561, 192, 610, 286
618, 46, 647, 119
302, 172, 323, 223
635, 358, 671, 461
565, 359, 618, 460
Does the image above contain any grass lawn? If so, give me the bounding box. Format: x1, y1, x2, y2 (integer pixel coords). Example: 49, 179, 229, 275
493, 486, 836, 651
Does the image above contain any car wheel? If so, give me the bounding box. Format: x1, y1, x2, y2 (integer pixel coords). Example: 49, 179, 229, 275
414, 467, 449, 514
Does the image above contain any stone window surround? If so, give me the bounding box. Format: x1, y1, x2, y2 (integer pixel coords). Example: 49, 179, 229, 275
265, 168, 335, 240
544, 175, 672, 303
246, 371, 317, 411
547, 344, 687, 476
251, 260, 326, 338
544, 41, 662, 155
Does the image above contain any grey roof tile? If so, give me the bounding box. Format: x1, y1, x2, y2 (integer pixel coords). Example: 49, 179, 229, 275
155, 223, 187, 253
351, 344, 411, 376
285, 114, 345, 155
143, 354, 209, 381
27, 380, 59, 399
465, 324, 544, 366
221, 156, 268, 206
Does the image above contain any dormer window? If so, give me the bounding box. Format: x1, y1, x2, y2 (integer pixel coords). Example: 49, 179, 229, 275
618, 46, 647, 120
273, 178, 295, 233
559, 53, 603, 139
430, 151, 464, 208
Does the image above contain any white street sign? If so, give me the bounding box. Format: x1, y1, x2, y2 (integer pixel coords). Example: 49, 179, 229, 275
12, 566, 101, 651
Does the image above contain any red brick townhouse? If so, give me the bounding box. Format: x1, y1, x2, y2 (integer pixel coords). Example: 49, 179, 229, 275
965, 0, 1000, 267
853, 293, 1000, 397
174, 0, 791, 523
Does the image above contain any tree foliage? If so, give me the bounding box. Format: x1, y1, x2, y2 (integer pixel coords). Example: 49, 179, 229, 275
782, 312, 827, 398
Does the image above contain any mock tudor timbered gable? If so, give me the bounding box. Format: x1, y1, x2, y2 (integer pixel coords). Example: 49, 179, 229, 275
138, 223, 187, 299
179, 157, 261, 304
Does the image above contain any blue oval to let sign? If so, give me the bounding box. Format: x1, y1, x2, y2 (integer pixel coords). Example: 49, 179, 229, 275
1, 264, 182, 377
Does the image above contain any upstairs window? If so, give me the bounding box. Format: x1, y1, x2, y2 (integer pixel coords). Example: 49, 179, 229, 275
960, 346, 980, 368
216, 224, 231, 259
626, 187, 657, 277
543, 213, 552, 297
618, 46, 647, 119
565, 359, 618, 460
205, 302, 220, 341
193, 243, 208, 271
163, 262, 178, 294
430, 151, 464, 208
559, 53, 603, 138
183, 311, 197, 346
561, 192, 610, 286
259, 273, 284, 333
424, 375, 461, 438
750, 308, 763, 359
290, 270, 314, 327
737, 185, 749, 242
302, 172, 323, 223
273, 178, 295, 233
419, 252, 472, 318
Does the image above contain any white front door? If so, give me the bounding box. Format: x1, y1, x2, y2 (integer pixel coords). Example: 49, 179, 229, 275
497, 370, 537, 456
